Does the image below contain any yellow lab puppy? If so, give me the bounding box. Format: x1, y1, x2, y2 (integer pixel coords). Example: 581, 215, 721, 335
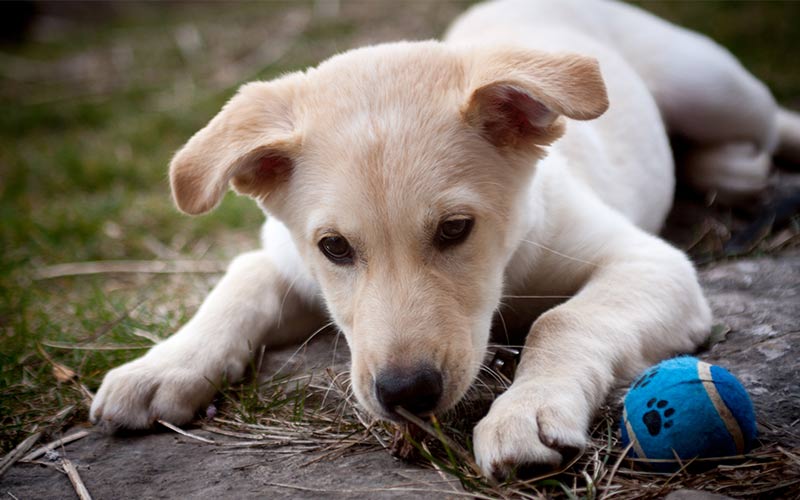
91, 0, 799, 478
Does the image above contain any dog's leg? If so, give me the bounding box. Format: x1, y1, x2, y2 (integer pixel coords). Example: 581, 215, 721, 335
649, 37, 780, 202
473, 219, 711, 479
776, 108, 800, 163
681, 141, 772, 200
597, 0, 788, 200
90, 248, 322, 429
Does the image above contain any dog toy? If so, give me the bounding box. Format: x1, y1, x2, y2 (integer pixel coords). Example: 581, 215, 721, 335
620, 356, 757, 470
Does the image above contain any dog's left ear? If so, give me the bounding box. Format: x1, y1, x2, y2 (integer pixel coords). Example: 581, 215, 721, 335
462, 48, 608, 149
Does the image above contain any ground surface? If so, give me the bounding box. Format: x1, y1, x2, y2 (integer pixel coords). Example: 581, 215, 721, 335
700, 254, 800, 445
3, 431, 458, 499
2, 247, 798, 499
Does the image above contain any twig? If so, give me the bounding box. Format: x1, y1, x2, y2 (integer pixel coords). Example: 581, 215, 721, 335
0, 432, 41, 478
33, 260, 227, 280
78, 383, 96, 405
394, 407, 483, 479
21, 430, 90, 462
36, 343, 77, 382
201, 426, 264, 440
129, 328, 163, 344
49, 405, 77, 424
157, 420, 215, 444
62, 458, 93, 500
778, 447, 800, 466
264, 481, 495, 498
601, 442, 633, 499
85, 300, 147, 344
739, 477, 800, 496
40, 341, 151, 351
142, 235, 183, 260
422, 441, 461, 493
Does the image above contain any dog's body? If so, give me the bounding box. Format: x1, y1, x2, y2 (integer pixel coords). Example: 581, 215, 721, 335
91, 0, 800, 478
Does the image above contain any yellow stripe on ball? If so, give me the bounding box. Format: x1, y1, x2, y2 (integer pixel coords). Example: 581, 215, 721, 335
697, 361, 745, 454
623, 407, 648, 459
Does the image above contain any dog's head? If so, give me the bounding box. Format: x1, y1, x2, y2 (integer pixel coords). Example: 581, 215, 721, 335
169, 41, 607, 420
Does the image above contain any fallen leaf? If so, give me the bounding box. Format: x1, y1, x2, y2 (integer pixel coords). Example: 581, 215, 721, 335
52, 362, 77, 383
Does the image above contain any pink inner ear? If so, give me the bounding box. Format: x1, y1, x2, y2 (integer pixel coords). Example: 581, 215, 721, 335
234, 153, 293, 194
257, 154, 292, 177
475, 85, 558, 147
232, 152, 294, 196
495, 86, 556, 130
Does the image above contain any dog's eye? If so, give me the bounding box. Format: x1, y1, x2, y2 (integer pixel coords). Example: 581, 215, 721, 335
318, 235, 354, 264
436, 217, 474, 247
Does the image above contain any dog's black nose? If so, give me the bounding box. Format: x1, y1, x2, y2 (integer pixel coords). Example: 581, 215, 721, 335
375, 366, 443, 417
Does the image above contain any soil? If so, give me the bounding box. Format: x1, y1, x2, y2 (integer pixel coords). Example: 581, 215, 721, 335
2, 430, 458, 499
699, 252, 800, 446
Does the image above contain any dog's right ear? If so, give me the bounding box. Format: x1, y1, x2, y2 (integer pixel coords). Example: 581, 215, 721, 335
169, 73, 305, 215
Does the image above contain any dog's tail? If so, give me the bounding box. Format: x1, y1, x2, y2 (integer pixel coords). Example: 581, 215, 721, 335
776, 107, 800, 164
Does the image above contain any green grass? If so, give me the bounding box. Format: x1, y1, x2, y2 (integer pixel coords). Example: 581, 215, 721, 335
1, 1, 798, 497
0, 1, 290, 452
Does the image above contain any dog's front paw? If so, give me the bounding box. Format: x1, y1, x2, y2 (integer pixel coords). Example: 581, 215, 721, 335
90, 357, 216, 430
472, 381, 589, 480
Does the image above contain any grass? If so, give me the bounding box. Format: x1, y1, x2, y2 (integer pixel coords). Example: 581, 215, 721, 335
1, 0, 799, 497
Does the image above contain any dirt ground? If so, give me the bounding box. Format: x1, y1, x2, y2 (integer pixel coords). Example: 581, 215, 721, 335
2, 430, 459, 498
2, 225, 798, 499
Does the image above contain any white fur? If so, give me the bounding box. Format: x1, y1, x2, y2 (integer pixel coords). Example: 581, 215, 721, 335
91, 0, 794, 479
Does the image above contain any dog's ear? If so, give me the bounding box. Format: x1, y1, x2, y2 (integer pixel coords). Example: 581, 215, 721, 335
462, 48, 608, 149
169, 73, 305, 215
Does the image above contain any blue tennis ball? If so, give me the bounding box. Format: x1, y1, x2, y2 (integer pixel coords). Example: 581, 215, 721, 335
620, 356, 757, 471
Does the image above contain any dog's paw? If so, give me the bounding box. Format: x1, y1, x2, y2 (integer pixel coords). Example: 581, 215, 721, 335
472, 382, 589, 480
90, 357, 216, 430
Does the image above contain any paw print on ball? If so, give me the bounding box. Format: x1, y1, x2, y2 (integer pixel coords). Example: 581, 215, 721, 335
632, 368, 659, 390
642, 398, 675, 436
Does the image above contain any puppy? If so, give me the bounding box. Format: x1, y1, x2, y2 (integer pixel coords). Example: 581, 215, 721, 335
91, 0, 800, 479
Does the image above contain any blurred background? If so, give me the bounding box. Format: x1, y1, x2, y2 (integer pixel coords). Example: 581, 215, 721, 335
1, 0, 798, 453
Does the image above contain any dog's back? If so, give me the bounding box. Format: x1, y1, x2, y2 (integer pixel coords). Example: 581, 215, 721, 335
448, 0, 797, 205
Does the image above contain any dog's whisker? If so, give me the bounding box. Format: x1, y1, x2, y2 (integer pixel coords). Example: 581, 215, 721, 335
487, 342, 565, 358
276, 274, 300, 329
270, 321, 335, 378
329, 329, 344, 368
520, 238, 602, 268
478, 363, 510, 389
495, 308, 511, 346
502, 294, 574, 299
319, 369, 345, 408
474, 369, 498, 389
496, 298, 521, 318
479, 365, 508, 387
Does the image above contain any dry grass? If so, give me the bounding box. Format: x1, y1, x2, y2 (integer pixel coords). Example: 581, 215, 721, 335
664, 169, 800, 266
126, 355, 798, 499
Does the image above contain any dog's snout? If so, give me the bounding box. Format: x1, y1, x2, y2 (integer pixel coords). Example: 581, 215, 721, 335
375, 366, 443, 417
